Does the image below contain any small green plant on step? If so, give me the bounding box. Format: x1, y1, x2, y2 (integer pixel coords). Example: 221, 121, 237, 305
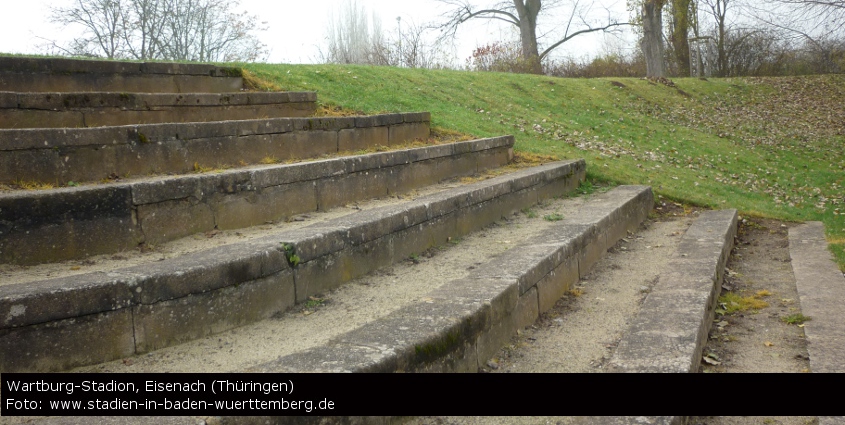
577, 180, 596, 195
304, 296, 326, 309
281, 243, 300, 267
781, 313, 811, 325
544, 212, 564, 221
521, 207, 538, 218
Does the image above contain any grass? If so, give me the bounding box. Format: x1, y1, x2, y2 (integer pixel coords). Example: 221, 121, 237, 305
13, 180, 55, 190
521, 207, 538, 218
781, 313, 811, 325
718, 291, 771, 315
304, 296, 326, 309
240, 63, 845, 270
543, 213, 564, 221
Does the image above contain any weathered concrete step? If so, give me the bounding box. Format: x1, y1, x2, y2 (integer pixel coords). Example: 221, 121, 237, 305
0, 159, 585, 372
66, 183, 645, 377
0, 57, 243, 93
0, 135, 504, 265
0, 112, 430, 185
788, 222, 845, 373
69, 177, 595, 375
575, 417, 683, 425
0, 91, 317, 128
250, 186, 653, 373
606, 209, 738, 373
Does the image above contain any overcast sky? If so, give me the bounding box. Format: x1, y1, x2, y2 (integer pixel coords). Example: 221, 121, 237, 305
0, 0, 635, 64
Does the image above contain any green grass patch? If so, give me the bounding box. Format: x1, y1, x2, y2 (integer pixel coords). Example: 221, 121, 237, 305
781, 313, 811, 325
543, 213, 564, 221
239, 64, 845, 269
718, 292, 770, 314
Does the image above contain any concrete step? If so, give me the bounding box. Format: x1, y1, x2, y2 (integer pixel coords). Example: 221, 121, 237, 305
60, 184, 648, 376
0, 159, 585, 372
606, 209, 738, 373
0, 112, 430, 185
83, 188, 647, 374
0, 91, 317, 128
250, 186, 652, 373
0, 136, 508, 265
788, 222, 845, 373
0, 57, 243, 93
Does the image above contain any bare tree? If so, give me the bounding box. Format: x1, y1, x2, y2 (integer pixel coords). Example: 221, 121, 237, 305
48, 0, 266, 62
324, 0, 386, 64
438, 0, 630, 74
51, 0, 127, 58
121, 0, 166, 59
768, 0, 845, 35
323, 1, 453, 69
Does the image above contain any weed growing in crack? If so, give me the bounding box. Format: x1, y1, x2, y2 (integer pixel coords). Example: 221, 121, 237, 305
781, 313, 811, 325
544, 212, 564, 221
281, 243, 301, 267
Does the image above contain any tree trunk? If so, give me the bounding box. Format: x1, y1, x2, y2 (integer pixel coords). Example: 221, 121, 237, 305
671, 0, 691, 76
641, 0, 666, 77
513, 0, 543, 74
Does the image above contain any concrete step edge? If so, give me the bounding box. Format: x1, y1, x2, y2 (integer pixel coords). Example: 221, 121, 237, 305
0, 113, 432, 185
0, 91, 319, 129
0, 135, 505, 265
0, 112, 429, 151
0, 91, 316, 109
0, 159, 586, 372
606, 208, 738, 373
249, 185, 652, 373
788, 221, 845, 373
0, 58, 244, 93
0, 57, 237, 76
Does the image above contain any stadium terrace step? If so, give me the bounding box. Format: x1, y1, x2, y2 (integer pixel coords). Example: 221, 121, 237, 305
0, 135, 508, 265
0, 159, 585, 372
0, 112, 430, 185
250, 185, 652, 373
0, 91, 317, 128
0, 57, 243, 93
788, 222, 845, 373
606, 209, 738, 373
60, 183, 646, 377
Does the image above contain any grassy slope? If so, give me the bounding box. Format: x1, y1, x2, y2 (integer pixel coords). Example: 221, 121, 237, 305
239, 63, 845, 270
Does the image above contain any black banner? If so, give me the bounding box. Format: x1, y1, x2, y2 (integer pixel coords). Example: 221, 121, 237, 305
0, 373, 840, 416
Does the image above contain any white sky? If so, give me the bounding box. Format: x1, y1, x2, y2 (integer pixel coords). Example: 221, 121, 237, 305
0, 0, 636, 64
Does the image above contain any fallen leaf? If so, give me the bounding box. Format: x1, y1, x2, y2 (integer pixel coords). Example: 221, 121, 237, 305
703, 357, 722, 365
764, 341, 774, 347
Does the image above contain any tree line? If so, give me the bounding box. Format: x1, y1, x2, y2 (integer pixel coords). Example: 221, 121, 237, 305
46, 0, 266, 62
47, 0, 844, 77
323, 0, 844, 77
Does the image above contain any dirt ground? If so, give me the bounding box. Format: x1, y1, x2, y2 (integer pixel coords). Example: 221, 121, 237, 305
698, 218, 811, 374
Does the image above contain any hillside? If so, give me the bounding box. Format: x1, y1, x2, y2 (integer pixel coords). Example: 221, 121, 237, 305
240, 64, 844, 269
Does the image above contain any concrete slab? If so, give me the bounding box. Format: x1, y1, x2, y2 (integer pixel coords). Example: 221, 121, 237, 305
1, 137, 510, 265
0, 113, 430, 185
788, 222, 845, 373
0, 159, 583, 372
607, 209, 737, 373
254, 185, 652, 374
